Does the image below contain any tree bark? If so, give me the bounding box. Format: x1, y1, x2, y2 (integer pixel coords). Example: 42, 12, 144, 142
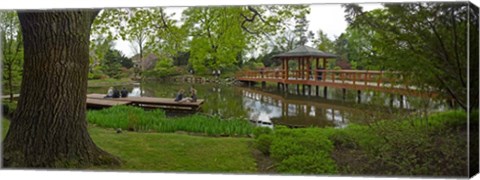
2, 10, 121, 168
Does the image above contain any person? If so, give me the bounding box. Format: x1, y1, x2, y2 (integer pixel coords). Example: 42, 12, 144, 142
120, 87, 129, 98
104, 87, 114, 98
188, 87, 197, 102
174, 89, 185, 102
112, 87, 120, 98
180, 87, 197, 103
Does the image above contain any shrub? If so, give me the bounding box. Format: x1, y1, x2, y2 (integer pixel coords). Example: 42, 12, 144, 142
329, 110, 470, 176
256, 127, 338, 174
276, 152, 338, 174
253, 126, 273, 138
256, 134, 273, 155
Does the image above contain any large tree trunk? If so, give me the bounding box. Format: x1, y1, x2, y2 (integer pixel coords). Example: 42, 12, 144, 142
2, 10, 121, 168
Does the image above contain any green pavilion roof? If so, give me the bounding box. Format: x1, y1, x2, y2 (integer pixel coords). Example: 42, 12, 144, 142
273, 45, 337, 59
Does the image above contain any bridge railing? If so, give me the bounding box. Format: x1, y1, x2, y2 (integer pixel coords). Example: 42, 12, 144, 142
236, 69, 405, 88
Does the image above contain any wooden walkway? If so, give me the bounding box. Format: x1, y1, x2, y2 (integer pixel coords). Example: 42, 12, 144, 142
2, 93, 205, 111
86, 94, 204, 111
236, 69, 435, 97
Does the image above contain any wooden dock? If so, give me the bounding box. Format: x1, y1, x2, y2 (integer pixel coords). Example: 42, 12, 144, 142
86, 98, 132, 108
2, 93, 204, 111
86, 94, 205, 111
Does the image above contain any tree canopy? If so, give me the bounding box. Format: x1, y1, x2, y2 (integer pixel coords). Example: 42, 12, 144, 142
343, 2, 478, 111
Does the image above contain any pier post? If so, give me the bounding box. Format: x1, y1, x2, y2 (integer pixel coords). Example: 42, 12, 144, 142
308, 85, 312, 96
357, 90, 361, 103
342, 88, 346, 101
302, 84, 306, 95
399, 95, 404, 108
277, 83, 281, 90
316, 86, 319, 96
389, 94, 394, 107
285, 84, 289, 94
323, 87, 327, 99
296, 84, 300, 94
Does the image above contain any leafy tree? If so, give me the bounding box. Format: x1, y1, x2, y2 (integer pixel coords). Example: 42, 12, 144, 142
89, 35, 114, 73
312, 30, 336, 53
101, 49, 132, 78
3, 10, 120, 168
0, 11, 23, 102
343, 2, 478, 111
183, 7, 248, 73
92, 8, 181, 79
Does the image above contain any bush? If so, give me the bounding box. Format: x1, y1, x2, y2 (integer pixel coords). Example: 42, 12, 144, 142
256, 134, 273, 155
254, 111, 470, 176
329, 110, 470, 176
255, 127, 338, 174
276, 152, 338, 174
253, 126, 273, 138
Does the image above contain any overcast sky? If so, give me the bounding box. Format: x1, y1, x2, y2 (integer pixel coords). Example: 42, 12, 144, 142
114, 3, 383, 58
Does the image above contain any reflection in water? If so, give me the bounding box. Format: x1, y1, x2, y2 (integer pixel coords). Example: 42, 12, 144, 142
87, 82, 447, 129
128, 87, 142, 97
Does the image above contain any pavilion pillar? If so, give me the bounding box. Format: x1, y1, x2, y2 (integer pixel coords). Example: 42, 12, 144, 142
315, 58, 320, 81
323, 58, 327, 69
283, 58, 287, 80
306, 57, 311, 80
298, 58, 302, 80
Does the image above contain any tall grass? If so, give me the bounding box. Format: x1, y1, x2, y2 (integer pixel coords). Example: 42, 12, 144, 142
87, 106, 255, 136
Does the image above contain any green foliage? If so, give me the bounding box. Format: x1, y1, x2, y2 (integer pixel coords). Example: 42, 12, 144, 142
87, 106, 256, 136
255, 134, 273, 155
276, 152, 337, 174
253, 111, 470, 176
184, 7, 247, 72
1, 11, 24, 97
143, 57, 180, 78
2, 119, 10, 139
100, 49, 132, 79
92, 8, 186, 79
253, 126, 273, 138
256, 127, 338, 174
312, 30, 335, 53
343, 3, 478, 110
331, 111, 470, 176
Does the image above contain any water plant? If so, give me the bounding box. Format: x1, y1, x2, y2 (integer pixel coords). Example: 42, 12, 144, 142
87, 105, 255, 136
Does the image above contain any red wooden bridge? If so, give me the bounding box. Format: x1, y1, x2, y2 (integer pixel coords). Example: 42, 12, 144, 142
236, 46, 434, 99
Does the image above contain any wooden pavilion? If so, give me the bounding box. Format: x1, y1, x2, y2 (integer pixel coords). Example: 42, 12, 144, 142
273, 45, 337, 82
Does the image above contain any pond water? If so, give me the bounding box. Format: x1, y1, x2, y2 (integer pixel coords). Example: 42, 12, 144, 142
87, 81, 448, 128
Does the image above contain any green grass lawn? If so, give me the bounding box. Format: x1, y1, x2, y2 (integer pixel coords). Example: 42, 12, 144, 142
1, 120, 257, 173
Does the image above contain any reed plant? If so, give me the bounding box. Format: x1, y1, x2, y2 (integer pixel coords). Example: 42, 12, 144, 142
87, 106, 255, 136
